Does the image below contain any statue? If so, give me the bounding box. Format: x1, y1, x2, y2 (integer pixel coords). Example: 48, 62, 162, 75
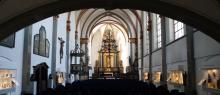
107, 55, 112, 67
58, 37, 65, 64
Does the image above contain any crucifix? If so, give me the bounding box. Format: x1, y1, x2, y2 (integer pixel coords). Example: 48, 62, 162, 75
58, 37, 65, 64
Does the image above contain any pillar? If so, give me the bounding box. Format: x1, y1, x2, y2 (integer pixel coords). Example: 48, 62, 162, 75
51, 16, 58, 88
66, 12, 71, 83
186, 25, 197, 95
130, 42, 133, 64
21, 25, 33, 94
140, 30, 144, 80
160, 16, 167, 85
148, 13, 153, 82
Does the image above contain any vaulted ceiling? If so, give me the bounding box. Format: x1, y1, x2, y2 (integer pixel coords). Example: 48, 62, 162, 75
75, 9, 141, 38
0, 0, 219, 42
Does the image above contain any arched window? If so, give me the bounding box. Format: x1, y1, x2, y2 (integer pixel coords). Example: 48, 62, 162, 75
33, 26, 50, 57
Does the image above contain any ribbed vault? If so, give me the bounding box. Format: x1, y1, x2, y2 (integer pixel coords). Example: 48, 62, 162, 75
75, 9, 142, 38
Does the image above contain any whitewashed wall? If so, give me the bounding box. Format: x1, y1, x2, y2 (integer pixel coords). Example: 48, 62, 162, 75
0, 29, 24, 95
90, 29, 103, 73
56, 13, 67, 73
166, 37, 187, 70
151, 50, 162, 84
31, 17, 53, 77
166, 37, 187, 91
152, 49, 162, 67
143, 56, 149, 71
116, 31, 129, 72
194, 31, 220, 95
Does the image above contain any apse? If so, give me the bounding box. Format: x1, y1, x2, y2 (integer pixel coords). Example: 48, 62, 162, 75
89, 23, 129, 73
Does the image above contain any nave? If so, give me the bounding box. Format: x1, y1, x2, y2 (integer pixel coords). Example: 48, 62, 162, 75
0, 7, 220, 95
40, 79, 185, 95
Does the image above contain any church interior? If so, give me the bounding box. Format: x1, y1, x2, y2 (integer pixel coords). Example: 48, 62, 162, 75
0, 1, 220, 95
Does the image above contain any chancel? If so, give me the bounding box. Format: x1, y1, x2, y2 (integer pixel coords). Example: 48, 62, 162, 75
93, 24, 124, 79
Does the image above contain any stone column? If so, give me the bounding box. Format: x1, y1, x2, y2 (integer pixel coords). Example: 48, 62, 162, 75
140, 30, 144, 80
130, 42, 133, 64
135, 38, 139, 79
148, 13, 153, 82
66, 31, 70, 82
186, 25, 197, 95
51, 16, 58, 88
21, 25, 33, 94
85, 43, 89, 78
66, 15, 71, 83
74, 31, 78, 65
160, 16, 167, 85
140, 11, 145, 81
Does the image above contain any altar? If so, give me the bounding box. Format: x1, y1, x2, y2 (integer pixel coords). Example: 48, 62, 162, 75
93, 24, 123, 79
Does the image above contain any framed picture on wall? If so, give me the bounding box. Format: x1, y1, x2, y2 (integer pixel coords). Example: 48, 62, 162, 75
0, 34, 15, 48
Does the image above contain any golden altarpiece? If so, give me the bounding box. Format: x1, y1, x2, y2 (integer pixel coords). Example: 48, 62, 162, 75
93, 25, 123, 78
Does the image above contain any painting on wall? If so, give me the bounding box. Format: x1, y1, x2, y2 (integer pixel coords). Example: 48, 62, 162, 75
0, 34, 15, 48
33, 26, 50, 57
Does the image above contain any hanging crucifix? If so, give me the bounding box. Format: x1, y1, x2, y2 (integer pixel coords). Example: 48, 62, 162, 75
58, 37, 65, 64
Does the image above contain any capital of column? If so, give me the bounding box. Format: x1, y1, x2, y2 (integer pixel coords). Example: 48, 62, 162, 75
80, 38, 88, 44
66, 20, 71, 32
53, 15, 59, 21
